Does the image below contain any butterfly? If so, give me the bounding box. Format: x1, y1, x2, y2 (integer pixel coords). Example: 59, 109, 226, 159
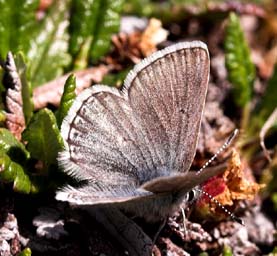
56, 41, 226, 223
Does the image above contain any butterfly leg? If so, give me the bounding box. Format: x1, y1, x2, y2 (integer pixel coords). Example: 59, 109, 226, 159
180, 207, 188, 235
152, 218, 167, 244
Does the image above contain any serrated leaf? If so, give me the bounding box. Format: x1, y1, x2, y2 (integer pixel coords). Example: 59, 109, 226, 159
28, 0, 71, 87
56, 74, 76, 128
14, 52, 33, 125
0, 151, 31, 193
22, 108, 64, 168
69, 0, 124, 65
0, 0, 39, 60
89, 0, 124, 62
224, 12, 256, 108
69, 1, 97, 57
3, 52, 26, 140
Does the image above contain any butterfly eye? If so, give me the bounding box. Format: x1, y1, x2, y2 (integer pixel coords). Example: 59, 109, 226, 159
187, 189, 197, 203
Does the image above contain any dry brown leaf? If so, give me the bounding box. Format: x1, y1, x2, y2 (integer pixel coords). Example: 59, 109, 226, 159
213, 149, 265, 207
252, 43, 277, 79
108, 18, 168, 66
196, 150, 264, 221
139, 18, 168, 57
4, 52, 26, 141
197, 100, 236, 158
253, 3, 277, 78
33, 65, 110, 109
207, 2, 265, 17
110, 32, 143, 64
0, 213, 22, 255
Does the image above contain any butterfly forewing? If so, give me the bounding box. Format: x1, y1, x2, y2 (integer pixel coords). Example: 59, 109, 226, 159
57, 41, 210, 205
127, 43, 209, 175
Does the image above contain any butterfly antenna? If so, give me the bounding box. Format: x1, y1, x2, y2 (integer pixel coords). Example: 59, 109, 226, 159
196, 129, 239, 175
194, 187, 244, 225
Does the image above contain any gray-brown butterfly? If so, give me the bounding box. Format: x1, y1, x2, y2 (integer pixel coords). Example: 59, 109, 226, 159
56, 41, 226, 223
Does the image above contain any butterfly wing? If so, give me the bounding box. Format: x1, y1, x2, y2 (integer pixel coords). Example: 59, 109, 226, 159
126, 41, 209, 175
56, 41, 209, 205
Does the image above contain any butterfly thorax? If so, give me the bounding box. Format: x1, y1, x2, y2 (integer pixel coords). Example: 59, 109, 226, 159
119, 190, 187, 222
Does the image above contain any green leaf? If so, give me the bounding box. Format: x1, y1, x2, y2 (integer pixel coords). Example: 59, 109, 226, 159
102, 68, 130, 88
72, 36, 92, 70
56, 74, 76, 128
14, 52, 33, 124
28, 0, 71, 87
0, 152, 15, 182
0, 0, 39, 59
222, 245, 233, 256
0, 151, 31, 193
0, 111, 6, 125
197, 253, 208, 256
22, 108, 64, 169
224, 12, 256, 108
0, 66, 6, 110
272, 192, 277, 212
0, 128, 29, 161
89, 0, 124, 62
269, 247, 277, 256
69, 0, 124, 65
18, 248, 32, 256
123, 0, 157, 16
